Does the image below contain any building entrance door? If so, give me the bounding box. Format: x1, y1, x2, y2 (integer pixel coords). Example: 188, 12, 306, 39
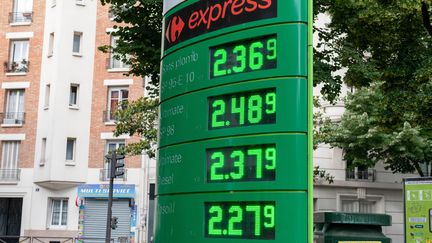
0, 198, 22, 243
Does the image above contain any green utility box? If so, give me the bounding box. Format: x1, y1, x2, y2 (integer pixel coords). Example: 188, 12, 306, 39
314, 212, 392, 243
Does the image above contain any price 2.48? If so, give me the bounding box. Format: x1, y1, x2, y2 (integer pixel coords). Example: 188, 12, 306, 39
208, 88, 276, 129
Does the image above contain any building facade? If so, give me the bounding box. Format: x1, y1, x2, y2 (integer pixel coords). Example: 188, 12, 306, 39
313, 85, 413, 243
0, 1, 155, 242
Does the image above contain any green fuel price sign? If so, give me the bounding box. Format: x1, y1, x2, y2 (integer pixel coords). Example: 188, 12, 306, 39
157, 0, 312, 242
205, 201, 276, 239
210, 35, 277, 78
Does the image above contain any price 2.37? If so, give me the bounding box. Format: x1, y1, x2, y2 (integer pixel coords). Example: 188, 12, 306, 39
207, 145, 276, 182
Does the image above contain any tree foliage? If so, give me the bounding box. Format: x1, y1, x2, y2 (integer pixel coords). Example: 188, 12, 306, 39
315, 0, 432, 176
100, 0, 162, 158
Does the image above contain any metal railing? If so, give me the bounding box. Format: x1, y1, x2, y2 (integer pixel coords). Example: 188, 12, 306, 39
106, 58, 129, 70
4, 61, 29, 73
103, 110, 117, 122
346, 168, 376, 182
9, 12, 33, 23
99, 168, 127, 181
0, 169, 20, 182
0, 112, 25, 125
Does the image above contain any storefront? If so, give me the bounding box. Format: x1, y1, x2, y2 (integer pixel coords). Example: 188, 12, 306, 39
77, 184, 136, 243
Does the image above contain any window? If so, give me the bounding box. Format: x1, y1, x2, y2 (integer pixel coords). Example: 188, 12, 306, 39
50, 199, 68, 227
48, 33, 54, 56
69, 84, 79, 107
44, 84, 50, 108
4, 89, 25, 125
346, 161, 375, 182
7, 40, 29, 73
66, 138, 76, 161
341, 199, 377, 213
109, 36, 129, 69
72, 32, 82, 55
40, 138, 46, 165
106, 87, 128, 121
104, 140, 125, 180
11, 0, 33, 23
0, 141, 20, 181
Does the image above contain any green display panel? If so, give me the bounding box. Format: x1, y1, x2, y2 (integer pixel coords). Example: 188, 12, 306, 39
210, 35, 277, 78
404, 178, 432, 243
208, 88, 276, 130
205, 201, 276, 239
158, 135, 307, 195
206, 144, 276, 183
161, 24, 307, 101
159, 78, 307, 147
154, 192, 307, 243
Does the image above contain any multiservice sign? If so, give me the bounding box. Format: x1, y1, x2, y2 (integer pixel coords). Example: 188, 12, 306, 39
404, 178, 432, 243
156, 0, 313, 242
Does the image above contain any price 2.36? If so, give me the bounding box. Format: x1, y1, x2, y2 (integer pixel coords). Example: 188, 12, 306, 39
211, 35, 277, 78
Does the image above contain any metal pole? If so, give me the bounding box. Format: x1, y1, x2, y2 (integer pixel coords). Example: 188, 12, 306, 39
105, 152, 116, 243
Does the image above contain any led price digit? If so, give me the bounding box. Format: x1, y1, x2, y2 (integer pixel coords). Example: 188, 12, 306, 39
207, 144, 276, 182
211, 35, 277, 78
209, 88, 276, 130
205, 202, 276, 239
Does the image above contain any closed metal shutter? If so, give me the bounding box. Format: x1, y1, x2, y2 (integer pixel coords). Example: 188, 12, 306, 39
84, 199, 131, 243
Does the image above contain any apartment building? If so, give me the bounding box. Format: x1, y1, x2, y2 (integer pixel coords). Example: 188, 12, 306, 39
0, 1, 156, 242
313, 85, 413, 243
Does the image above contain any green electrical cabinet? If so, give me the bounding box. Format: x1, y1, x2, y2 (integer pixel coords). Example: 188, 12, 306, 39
314, 212, 392, 243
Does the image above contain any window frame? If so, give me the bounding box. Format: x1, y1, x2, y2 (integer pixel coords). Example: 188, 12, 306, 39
65, 138, 76, 162
69, 84, 79, 108
4, 89, 25, 125
107, 87, 128, 121
9, 39, 29, 73
72, 31, 83, 56
49, 198, 68, 228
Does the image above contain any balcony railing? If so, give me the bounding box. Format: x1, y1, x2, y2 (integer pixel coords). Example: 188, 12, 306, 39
0, 169, 20, 182
0, 112, 25, 125
9, 12, 33, 23
106, 57, 130, 70
99, 169, 127, 181
4, 60, 29, 73
346, 168, 376, 182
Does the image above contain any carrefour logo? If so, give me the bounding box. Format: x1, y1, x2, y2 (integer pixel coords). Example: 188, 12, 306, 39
164, 0, 277, 50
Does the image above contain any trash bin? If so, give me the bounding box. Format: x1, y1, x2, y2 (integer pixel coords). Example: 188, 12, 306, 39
314, 212, 392, 243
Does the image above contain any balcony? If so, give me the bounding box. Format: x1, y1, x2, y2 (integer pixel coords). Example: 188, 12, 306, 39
9, 12, 33, 24
99, 168, 127, 181
346, 168, 376, 182
4, 60, 29, 74
0, 112, 25, 125
0, 169, 20, 182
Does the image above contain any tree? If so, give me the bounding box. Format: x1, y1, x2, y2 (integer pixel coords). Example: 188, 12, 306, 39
99, 0, 162, 158
314, 0, 432, 176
